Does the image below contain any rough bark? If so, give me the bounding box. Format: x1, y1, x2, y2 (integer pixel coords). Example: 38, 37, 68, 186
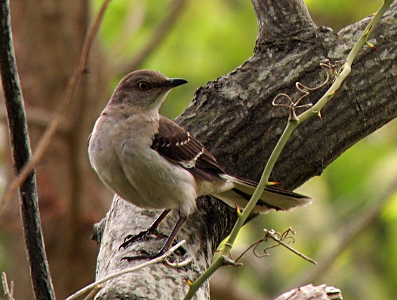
274, 284, 342, 300
1, 1, 110, 299
95, 0, 397, 299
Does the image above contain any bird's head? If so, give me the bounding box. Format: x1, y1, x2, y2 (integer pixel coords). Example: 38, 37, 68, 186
109, 70, 187, 112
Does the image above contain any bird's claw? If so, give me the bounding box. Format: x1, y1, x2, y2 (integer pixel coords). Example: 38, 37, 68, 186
119, 228, 168, 250
121, 249, 161, 262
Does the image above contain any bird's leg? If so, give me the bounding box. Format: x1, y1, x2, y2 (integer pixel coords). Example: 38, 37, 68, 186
122, 215, 187, 261
119, 209, 171, 250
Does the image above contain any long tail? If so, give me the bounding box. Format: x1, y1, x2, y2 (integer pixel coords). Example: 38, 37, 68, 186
211, 175, 311, 213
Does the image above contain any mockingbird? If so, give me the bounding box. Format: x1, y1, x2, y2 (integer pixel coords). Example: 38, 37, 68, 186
88, 69, 311, 259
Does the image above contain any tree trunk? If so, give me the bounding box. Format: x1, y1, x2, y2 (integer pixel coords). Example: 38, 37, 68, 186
94, 0, 397, 299
2, 1, 110, 299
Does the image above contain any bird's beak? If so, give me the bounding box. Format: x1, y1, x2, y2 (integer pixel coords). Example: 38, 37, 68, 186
167, 78, 188, 88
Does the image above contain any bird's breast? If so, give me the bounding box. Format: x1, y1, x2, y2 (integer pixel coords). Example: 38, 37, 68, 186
88, 115, 197, 216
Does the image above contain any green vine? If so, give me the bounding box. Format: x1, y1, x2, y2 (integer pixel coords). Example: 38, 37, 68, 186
184, 1, 394, 299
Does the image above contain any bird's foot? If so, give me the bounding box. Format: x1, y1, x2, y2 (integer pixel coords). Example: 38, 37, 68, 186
119, 227, 168, 250
121, 249, 164, 261
121, 241, 187, 261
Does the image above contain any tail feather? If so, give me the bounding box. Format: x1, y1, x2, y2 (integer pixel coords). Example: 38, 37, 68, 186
212, 175, 311, 213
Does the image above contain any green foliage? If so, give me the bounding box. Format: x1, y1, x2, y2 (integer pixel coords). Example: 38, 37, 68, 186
305, 0, 384, 31
91, 0, 257, 117
90, 0, 397, 299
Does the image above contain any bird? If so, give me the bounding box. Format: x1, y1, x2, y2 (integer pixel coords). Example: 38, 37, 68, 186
88, 69, 311, 259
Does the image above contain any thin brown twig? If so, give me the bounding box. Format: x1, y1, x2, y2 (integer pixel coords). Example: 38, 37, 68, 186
264, 229, 317, 265
0, 105, 69, 132
115, 0, 189, 75
234, 239, 262, 263
272, 59, 338, 112
1, 0, 56, 297
252, 229, 296, 258
235, 228, 316, 265
0, 0, 113, 217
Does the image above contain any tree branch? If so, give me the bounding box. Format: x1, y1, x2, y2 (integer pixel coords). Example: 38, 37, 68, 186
274, 284, 342, 300
0, 0, 55, 299
0, 0, 112, 216
251, 0, 317, 42
94, 0, 397, 299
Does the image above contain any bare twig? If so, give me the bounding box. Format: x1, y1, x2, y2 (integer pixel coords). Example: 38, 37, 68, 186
235, 228, 316, 265
272, 59, 340, 120
115, 0, 189, 75
0, 105, 69, 132
263, 229, 317, 265
0, 0, 113, 217
184, 1, 393, 298
64, 240, 191, 300
252, 228, 296, 258
2, 272, 15, 300
0, 0, 56, 298
82, 284, 102, 300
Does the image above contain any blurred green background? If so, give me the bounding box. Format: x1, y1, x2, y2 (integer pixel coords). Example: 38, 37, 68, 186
93, 0, 396, 299
3, 0, 394, 299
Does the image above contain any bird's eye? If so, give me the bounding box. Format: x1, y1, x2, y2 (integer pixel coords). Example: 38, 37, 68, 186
138, 81, 150, 91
